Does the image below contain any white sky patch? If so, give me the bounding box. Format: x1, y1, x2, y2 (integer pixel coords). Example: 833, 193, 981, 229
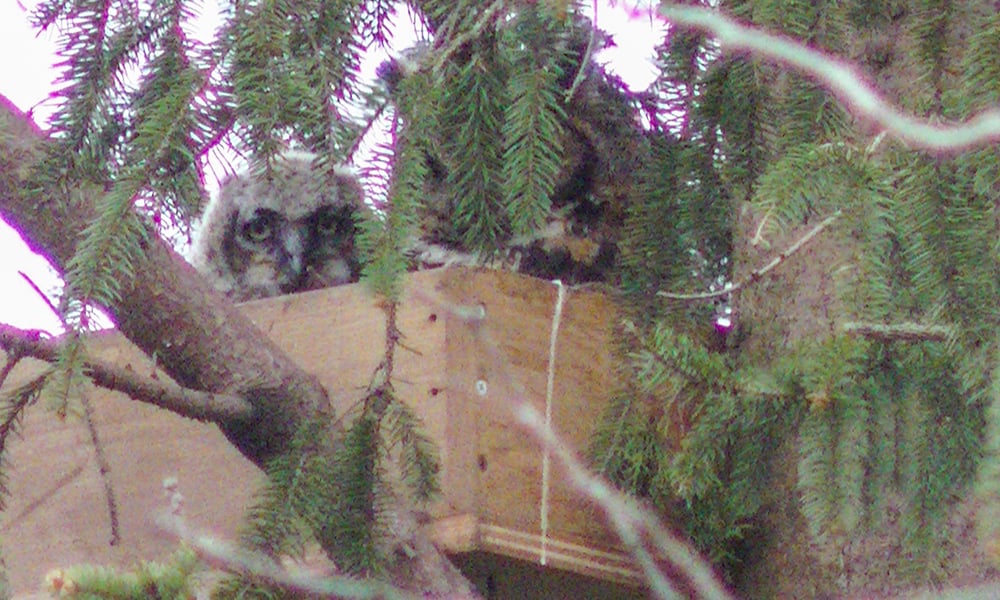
0, 217, 63, 333
0, 2, 666, 331
588, 1, 667, 91
0, 2, 59, 126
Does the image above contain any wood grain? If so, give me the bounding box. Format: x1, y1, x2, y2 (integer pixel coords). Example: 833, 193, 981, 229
1, 268, 640, 596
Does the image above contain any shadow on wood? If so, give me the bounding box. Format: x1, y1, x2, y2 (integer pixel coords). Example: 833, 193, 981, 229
1, 267, 643, 597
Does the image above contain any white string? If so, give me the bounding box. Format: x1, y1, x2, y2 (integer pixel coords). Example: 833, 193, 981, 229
540, 279, 566, 565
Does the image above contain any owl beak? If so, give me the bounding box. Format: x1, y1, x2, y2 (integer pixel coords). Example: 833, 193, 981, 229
277, 227, 307, 291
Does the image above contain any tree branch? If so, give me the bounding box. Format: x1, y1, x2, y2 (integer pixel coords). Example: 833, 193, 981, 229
0, 95, 330, 465
659, 211, 841, 301
0, 96, 477, 598
656, 3, 1000, 153
156, 515, 422, 600
0, 324, 253, 422
842, 321, 951, 342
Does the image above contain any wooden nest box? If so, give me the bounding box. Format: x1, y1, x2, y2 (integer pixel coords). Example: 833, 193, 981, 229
2, 267, 645, 598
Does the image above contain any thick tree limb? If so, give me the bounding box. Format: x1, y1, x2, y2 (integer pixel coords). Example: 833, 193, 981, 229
0, 95, 330, 465
0, 96, 477, 597
0, 324, 253, 422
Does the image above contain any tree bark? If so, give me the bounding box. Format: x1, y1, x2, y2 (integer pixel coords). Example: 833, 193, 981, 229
0, 96, 331, 463
0, 95, 477, 597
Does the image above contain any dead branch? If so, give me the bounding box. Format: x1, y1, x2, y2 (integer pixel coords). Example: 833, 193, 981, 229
0, 324, 253, 422
79, 391, 120, 546
659, 211, 841, 301
842, 321, 951, 342
0, 95, 329, 465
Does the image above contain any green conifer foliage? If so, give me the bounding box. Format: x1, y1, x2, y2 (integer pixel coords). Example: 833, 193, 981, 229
15, 0, 1000, 595
594, 0, 1000, 593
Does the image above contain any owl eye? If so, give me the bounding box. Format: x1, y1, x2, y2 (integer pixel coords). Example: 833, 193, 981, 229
243, 211, 276, 242
312, 207, 351, 237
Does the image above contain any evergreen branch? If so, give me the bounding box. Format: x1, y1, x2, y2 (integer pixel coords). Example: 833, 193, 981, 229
424, 294, 732, 600
0, 366, 45, 509
157, 515, 417, 600
323, 413, 383, 574
622, 320, 728, 390
358, 0, 398, 48
659, 211, 841, 300
37, 333, 81, 420
897, 389, 945, 575
503, 56, 565, 234
797, 391, 869, 558
0, 324, 253, 423
240, 421, 326, 562
590, 393, 643, 485
512, 401, 732, 600
358, 119, 423, 298
842, 322, 952, 342
287, 0, 365, 153
63, 177, 149, 329
797, 412, 837, 543
383, 397, 440, 502
656, 4, 1000, 152
443, 50, 508, 252
431, 0, 506, 76
44, 546, 199, 599
975, 352, 1000, 568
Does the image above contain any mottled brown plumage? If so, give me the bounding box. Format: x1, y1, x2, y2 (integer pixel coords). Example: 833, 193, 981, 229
191, 152, 366, 301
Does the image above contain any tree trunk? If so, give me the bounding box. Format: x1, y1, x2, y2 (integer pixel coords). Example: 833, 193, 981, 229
730, 202, 993, 598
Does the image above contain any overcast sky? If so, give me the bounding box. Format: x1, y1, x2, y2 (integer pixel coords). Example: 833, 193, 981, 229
0, 1, 665, 333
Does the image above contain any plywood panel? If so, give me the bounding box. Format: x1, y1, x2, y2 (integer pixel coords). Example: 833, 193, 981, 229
2, 268, 640, 596
0, 270, 454, 596
437, 269, 634, 582
0, 347, 263, 597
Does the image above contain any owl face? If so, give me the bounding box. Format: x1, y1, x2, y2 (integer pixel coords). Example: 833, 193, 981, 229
191, 153, 366, 301
224, 201, 359, 298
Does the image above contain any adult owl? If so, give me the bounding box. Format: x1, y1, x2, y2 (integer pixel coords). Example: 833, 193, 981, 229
190, 152, 366, 301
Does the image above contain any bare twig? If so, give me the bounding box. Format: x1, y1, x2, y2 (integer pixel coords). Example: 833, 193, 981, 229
513, 402, 733, 600
0, 462, 86, 529
564, 0, 600, 103
842, 321, 951, 342
79, 392, 120, 546
654, 4, 1000, 153
0, 324, 252, 423
426, 290, 734, 600
659, 211, 841, 301
18, 270, 63, 328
